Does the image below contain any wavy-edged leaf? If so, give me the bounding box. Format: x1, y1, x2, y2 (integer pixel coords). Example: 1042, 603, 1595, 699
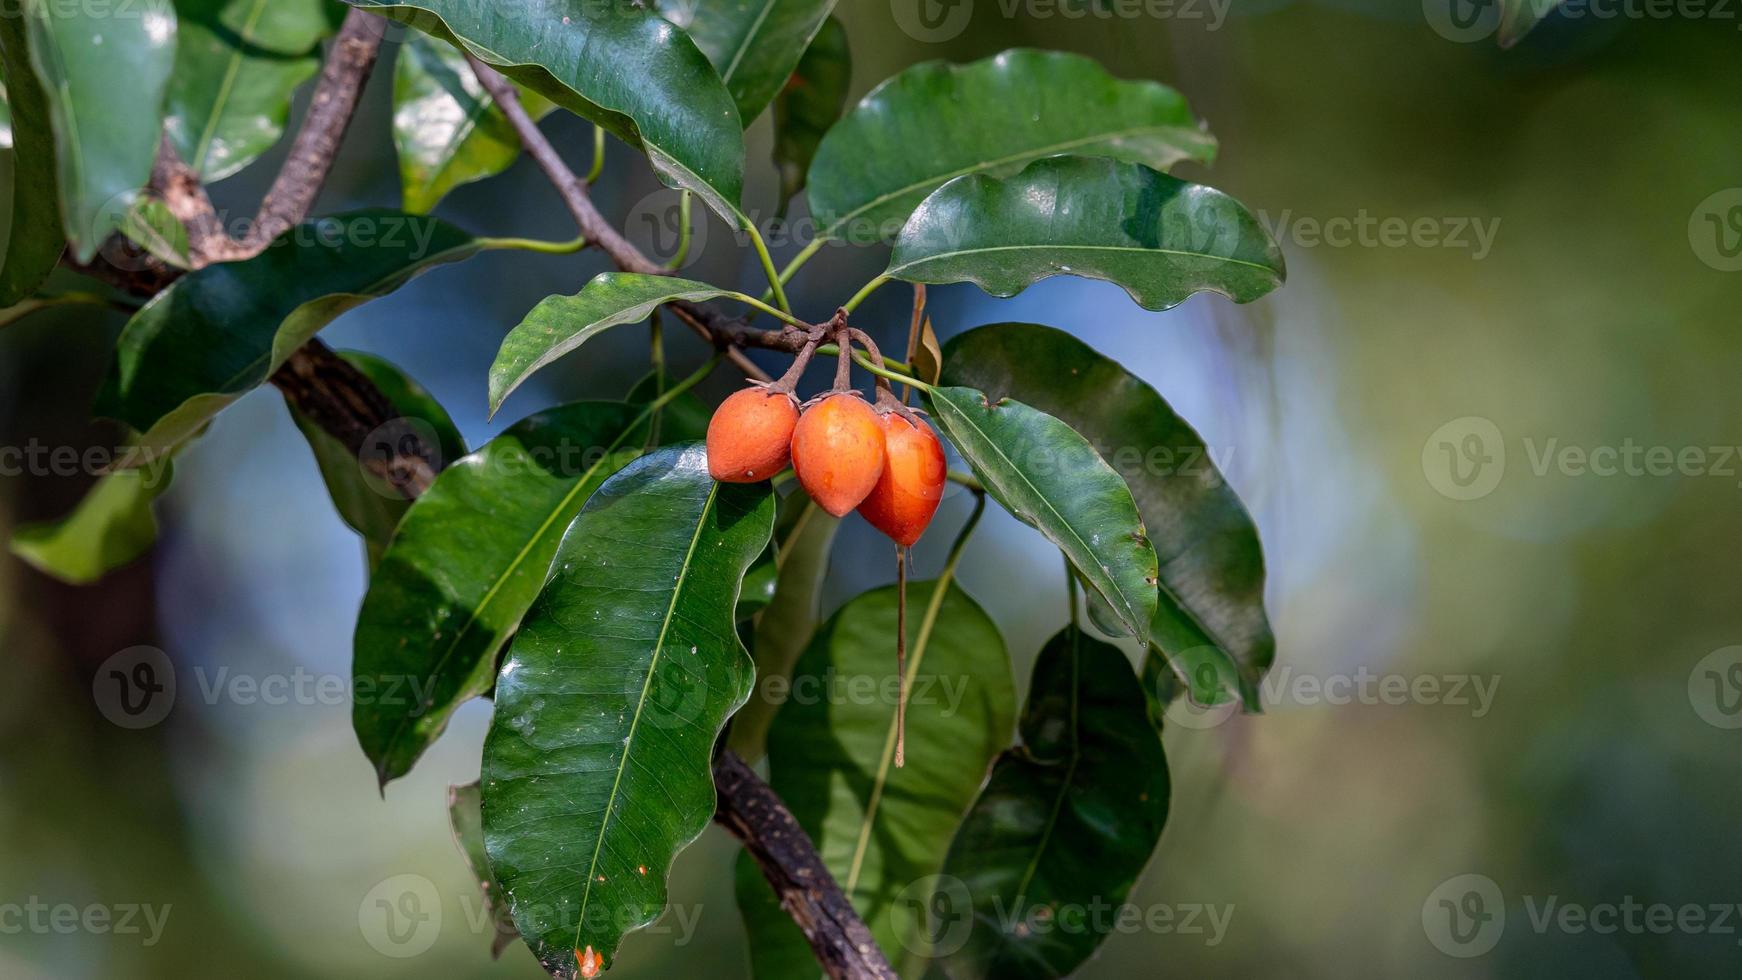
889, 155, 1284, 312
448, 782, 519, 958
289, 351, 465, 570
22, 0, 177, 261
95, 211, 479, 459
0, 12, 66, 303
392, 32, 554, 214
9, 459, 176, 585
659, 0, 838, 125
926, 385, 1158, 643
342, 0, 745, 221
771, 13, 847, 208
482, 445, 774, 976
739, 580, 1016, 978
489, 272, 744, 416
164, 0, 324, 182
1499, 0, 1568, 47
807, 49, 1214, 246
941, 323, 1271, 709
728, 492, 838, 761
936, 625, 1169, 978
353, 401, 648, 786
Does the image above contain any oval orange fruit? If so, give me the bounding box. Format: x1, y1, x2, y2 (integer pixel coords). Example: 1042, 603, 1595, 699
858, 413, 947, 546
707, 387, 799, 482
791, 393, 886, 516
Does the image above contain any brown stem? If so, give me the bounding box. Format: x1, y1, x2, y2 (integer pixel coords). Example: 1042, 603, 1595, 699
714, 750, 899, 980
902, 286, 925, 406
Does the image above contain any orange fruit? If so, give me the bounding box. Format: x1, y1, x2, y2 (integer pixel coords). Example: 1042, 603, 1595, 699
791, 393, 886, 516
707, 387, 798, 482
858, 413, 947, 546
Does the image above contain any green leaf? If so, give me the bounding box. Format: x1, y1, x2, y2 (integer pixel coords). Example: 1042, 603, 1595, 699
392, 32, 554, 214
728, 492, 838, 762
353, 401, 648, 786
120, 197, 191, 269
0, 80, 11, 148
22, 0, 178, 261
926, 386, 1158, 643
740, 580, 1016, 978
626, 370, 711, 445
936, 625, 1170, 978
0, 291, 112, 330
771, 13, 847, 209
807, 48, 1214, 246
888, 155, 1285, 312
9, 460, 176, 585
1499, 0, 1568, 47
941, 323, 1272, 710
481, 445, 774, 976
95, 210, 480, 460
164, 0, 324, 182
0, 12, 67, 304
342, 0, 745, 222
659, 0, 838, 126
489, 272, 745, 416
448, 782, 518, 958
288, 350, 465, 569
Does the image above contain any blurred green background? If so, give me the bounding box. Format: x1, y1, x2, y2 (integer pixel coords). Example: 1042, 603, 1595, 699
3, 1, 1739, 977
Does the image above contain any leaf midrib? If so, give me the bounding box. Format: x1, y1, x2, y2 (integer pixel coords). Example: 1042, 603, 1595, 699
717, 0, 776, 87
191, 0, 271, 176
574, 480, 722, 947
1009, 629, 1082, 904
888, 242, 1280, 281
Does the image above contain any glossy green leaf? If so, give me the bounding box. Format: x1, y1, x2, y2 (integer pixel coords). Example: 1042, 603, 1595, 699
95, 211, 479, 460
936, 625, 1170, 979
448, 782, 518, 958
659, 0, 838, 126
342, 0, 745, 222
288, 351, 465, 569
626, 370, 711, 446
120, 197, 191, 269
164, 0, 323, 182
741, 580, 1016, 978
22, 0, 178, 261
889, 155, 1285, 312
926, 385, 1158, 643
1499, 0, 1567, 47
0, 12, 66, 304
807, 49, 1214, 246
941, 323, 1271, 709
728, 492, 839, 761
481, 446, 774, 976
771, 14, 847, 209
489, 272, 744, 416
392, 32, 554, 214
9, 460, 176, 585
353, 401, 647, 786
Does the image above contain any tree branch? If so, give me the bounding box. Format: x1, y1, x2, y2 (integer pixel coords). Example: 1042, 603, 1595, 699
714, 751, 900, 980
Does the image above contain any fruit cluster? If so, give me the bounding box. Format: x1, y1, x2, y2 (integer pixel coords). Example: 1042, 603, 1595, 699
704, 327, 946, 547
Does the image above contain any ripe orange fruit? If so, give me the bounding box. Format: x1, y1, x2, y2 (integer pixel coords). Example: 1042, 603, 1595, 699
791, 393, 886, 516
707, 387, 798, 482
858, 413, 947, 546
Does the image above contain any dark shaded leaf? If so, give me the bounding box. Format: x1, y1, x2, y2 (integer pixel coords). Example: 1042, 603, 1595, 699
935, 625, 1169, 978
0, 13, 66, 303
771, 13, 848, 208
807, 49, 1214, 246
448, 782, 518, 958
95, 211, 479, 459
353, 401, 647, 786
941, 322, 1271, 709
659, 0, 838, 125
1499, 0, 1568, 47
482, 445, 774, 976
925, 385, 1159, 643
888, 155, 1285, 312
